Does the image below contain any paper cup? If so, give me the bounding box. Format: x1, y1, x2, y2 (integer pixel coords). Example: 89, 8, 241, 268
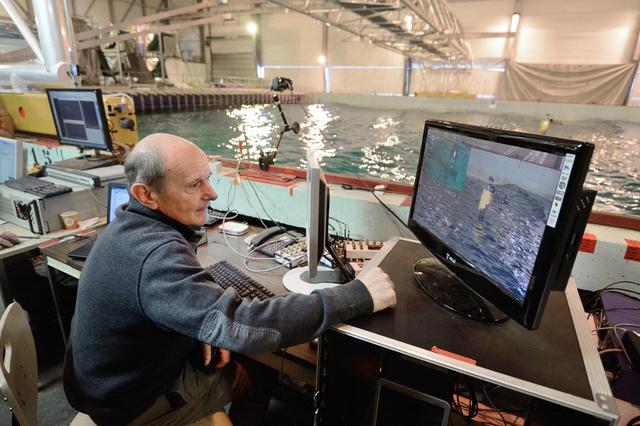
60, 210, 79, 230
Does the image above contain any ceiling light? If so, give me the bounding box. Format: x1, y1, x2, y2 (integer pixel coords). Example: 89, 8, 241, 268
510, 13, 520, 33
317, 55, 326, 64
246, 22, 257, 35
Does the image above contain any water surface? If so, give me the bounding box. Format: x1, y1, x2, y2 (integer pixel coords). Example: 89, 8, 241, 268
138, 103, 640, 216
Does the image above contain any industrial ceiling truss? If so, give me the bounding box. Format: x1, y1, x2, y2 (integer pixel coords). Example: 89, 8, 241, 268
264, 0, 473, 63
1, 0, 472, 64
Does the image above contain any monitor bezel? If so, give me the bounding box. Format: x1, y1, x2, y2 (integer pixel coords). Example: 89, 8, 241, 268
409, 120, 594, 329
45, 88, 114, 152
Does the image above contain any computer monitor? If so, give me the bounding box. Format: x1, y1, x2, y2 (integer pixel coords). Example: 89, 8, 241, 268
306, 150, 329, 279
107, 182, 130, 223
46, 89, 117, 169
409, 120, 594, 330
0, 138, 24, 184
282, 150, 354, 294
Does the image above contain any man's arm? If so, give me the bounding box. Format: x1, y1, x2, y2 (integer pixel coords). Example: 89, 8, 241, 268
138, 239, 395, 354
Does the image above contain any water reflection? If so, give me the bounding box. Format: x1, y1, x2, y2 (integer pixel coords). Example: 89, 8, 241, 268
360, 115, 413, 182
225, 105, 276, 161
138, 105, 640, 216
298, 104, 337, 166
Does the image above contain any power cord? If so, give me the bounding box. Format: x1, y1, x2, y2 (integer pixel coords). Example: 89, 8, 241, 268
338, 181, 409, 230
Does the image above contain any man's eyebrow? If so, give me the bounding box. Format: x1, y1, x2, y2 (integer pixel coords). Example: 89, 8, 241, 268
187, 173, 212, 186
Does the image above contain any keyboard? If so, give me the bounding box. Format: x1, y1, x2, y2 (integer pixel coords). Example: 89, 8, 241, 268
257, 237, 297, 258
206, 260, 274, 301
5, 176, 72, 198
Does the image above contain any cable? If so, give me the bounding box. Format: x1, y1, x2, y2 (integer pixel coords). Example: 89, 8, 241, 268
599, 348, 625, 355
593, 323, 639, 367
583, 282, 640, 313
370, 189, 409, 229
481, 386, 508, 426
627, 414, 640, 426
88, 188, 107, 208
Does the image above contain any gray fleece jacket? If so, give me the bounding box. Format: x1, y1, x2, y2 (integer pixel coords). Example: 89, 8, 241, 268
63, 198, 373, 424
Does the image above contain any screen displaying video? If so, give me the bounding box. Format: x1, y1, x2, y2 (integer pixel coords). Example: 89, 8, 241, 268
413, 127, 568, 303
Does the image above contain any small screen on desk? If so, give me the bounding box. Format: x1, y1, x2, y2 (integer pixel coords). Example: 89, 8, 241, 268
373, 379, 449, 426
108, 185, 130, 223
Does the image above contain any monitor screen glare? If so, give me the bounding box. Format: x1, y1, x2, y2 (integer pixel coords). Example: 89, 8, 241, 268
413, 127, 566, 304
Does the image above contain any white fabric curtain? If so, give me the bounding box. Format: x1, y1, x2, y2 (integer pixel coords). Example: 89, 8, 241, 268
504, 62, 637, 105
412, 68, 505, 97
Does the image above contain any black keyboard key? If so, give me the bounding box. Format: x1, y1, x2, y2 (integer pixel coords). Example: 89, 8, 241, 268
206, 260, 274, 300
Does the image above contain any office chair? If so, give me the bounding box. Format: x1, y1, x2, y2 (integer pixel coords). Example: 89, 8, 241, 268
0, 302, 95, 426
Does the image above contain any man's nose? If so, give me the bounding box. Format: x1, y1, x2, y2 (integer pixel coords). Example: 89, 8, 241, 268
205, 181, 218, 201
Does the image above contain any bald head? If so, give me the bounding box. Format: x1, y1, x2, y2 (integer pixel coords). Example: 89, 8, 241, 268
124, 133, 203, 192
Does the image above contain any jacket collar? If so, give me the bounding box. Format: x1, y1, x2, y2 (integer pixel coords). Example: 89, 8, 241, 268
123, 197, 200, 244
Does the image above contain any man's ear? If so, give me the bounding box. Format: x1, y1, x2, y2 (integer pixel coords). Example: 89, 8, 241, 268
130, 183, 159, 210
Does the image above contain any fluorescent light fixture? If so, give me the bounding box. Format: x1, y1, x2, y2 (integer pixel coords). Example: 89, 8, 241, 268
246, 22, 257, 35
510, 13, 520, 33
404, 15, 413, 32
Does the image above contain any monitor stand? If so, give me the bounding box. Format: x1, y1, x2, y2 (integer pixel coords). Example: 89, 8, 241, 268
283, 266, 342, 295
413, 258, 508, 323
53, 149, 119, 171
282, 241, 356, 294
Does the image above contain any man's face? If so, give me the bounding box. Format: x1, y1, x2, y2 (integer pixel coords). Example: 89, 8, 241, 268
154, 148, 218, 226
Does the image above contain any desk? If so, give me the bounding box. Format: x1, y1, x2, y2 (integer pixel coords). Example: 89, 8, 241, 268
40, 229, 622, 424
0, 219, 104, 314
40, 223, 317, 384
315, 238, 619, 425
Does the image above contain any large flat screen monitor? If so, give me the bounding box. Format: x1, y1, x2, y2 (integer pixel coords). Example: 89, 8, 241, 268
46, 88, 113, 153
409, 120, 594, 329
0, 138, 24, 184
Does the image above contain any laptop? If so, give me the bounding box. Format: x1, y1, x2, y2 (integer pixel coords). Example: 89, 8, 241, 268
68, 182, 129, 260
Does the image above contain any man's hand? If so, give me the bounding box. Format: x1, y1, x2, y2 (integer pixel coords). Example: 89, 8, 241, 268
0, 231, 18, 249
359, 267, 397, 313
202, 342, 231, 369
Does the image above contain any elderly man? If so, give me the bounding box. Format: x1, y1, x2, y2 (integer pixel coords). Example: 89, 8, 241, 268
63, 133, 396, 425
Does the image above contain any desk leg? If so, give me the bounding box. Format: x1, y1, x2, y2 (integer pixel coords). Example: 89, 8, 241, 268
0, 260, 9, 313
44, 259, 69, 347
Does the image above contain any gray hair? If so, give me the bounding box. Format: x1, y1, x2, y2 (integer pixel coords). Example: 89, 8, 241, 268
124, 145, 166, 191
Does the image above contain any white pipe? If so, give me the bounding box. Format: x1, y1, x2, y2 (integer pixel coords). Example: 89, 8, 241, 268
0, 63, 69, 83
0, 0, 75, 88
32, 0, 72, 72
0, 0, 45, 63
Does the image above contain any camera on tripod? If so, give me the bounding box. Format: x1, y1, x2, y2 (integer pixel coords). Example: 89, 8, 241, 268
270, 77, 293, 92
259, 77, 300, 171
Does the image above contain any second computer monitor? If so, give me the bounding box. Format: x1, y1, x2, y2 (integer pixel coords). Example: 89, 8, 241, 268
0, 138, 24, 184
282, 150, 352, 294
107, 182, 130, 223
46, 89, 113, 152
306, 149, 329, 278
